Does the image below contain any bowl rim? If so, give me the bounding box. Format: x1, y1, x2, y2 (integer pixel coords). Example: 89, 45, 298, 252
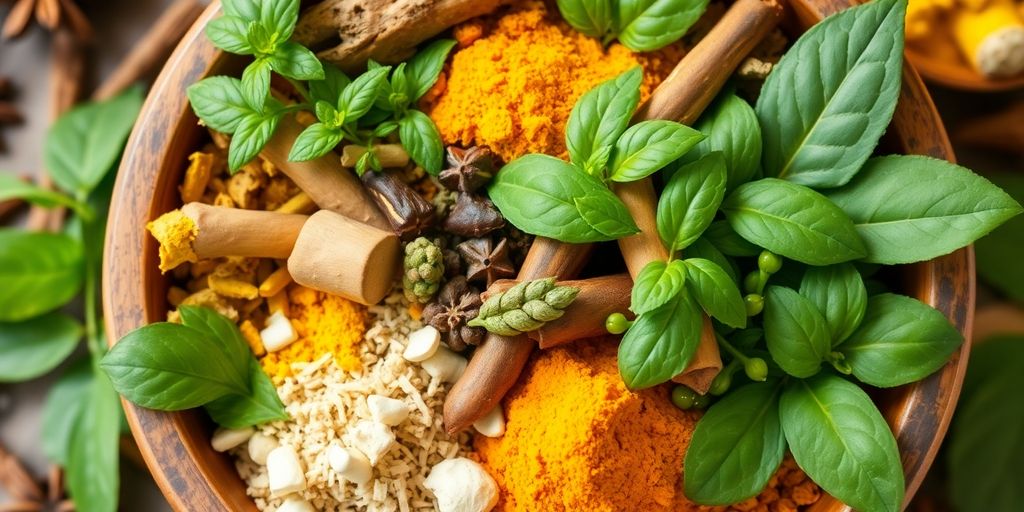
905, 47, 1024, 93
103, 1, 975, 511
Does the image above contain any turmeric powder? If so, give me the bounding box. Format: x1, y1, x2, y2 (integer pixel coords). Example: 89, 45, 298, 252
260, 286, 368, 382
476, 341, 820, 511
147, 209, 198, 272
426, 1, 686, 162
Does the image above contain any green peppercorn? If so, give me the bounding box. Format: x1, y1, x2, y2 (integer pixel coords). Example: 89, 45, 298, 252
744, 357, 769, 382
743, 271, 761, 294
709, 370, 733, 396
692, 393, 711, 410
744, 294, 764, 316
605, 313, 632, 335
671, 385, 697, 410
758, 251, 783, 274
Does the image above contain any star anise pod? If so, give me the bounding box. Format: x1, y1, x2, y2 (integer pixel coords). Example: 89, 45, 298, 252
2, 0, 92, 41
443, 193, 505, 237
439, 146, 496, 194
421, 276, 485, 351
458, 237, 515, 286
0, 443, 74, 512
0, 77, 23, 153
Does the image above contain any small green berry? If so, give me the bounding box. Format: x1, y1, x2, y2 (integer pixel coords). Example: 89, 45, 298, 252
692, 393, 711, 410
744, 358, 769, 382
671, 385, 697, 410
709, 370, 733, 396
743, 271, 761, 294
744, 294, 764, 316
758, 251, 783, 274
605, 313, 632, 335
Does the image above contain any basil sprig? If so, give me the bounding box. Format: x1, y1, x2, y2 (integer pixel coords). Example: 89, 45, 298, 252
101, 306, 288, 425
189, 0, 453, 174
490, 66, 702, 244
557, 0, 709, 52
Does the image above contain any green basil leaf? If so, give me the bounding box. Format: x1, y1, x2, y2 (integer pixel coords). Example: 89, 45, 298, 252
799, 263, 867, 345
975, 173, 1024, 303
702, 220, 760, 257
101, 322, 251, 410
407, 39, 457, 101
206, 15, 252, 55
308, 64, 351, 105
44, 87, 143, 196
42, 358, 91, 465
684, 258, 746, 329
0, 312, 81, 382
178, 305, 251, 368
391, 63, 410, 100
187, 76, 253, 133
631, 260, 687, 315
618, 290, 703, 389
566, 67, 641, 172
557, 0, 614, 38
241, 58, 272, 110
757, 0, 905, 187
288, 122, 344, 162
399, 109, 444, 174
609, 120, 703, 182
260, 0, 299, 41
764, 286, 830, 378
489, 154, 639, 243
684, 381, 785, 505
0, 173, 91, 218
950, 336, 1024, 512
205, 360, 289, 428
657, 152, 727, 252
339, 66, 391, 122
781, 374, 904, 512
687, 237, 739, 284
228, 111, 281, 172
682, 93, 762, 192
722, 179, 866, 265
67, 365, 121, 512
840, 293, 962, 387
0, 230, 83, 322
269, 41, 325, 81
616, 0, 709, 52
222, 0, 259, 21
825, 155, 1023, 264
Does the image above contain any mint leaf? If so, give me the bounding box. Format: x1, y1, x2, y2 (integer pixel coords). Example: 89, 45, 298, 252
206, 15, 252, 55
682, 92, 762, 192
222, 0, 259, 20
241, 58, 272, 110
618, 290, 703, 389
0, 230, 83, 322
187, 76, 254, 133
42, 358, 91, 465
566, 67, 641, 172
308, 64, 351, 105
260, 0, 299, 41
288, 122, 344, 162
656, 152, 727, 252
799, 263, 867, 345
557, 0, 614, 38
406, 39, 457, 101
205, 360, 288, 428
609, 120, 703, 182
270, 41, 324, 81
228, 110, 281, 171
764, 286, 831, 378
631, 260, 687, 315
66, 367, 120, 512
399, 109, 444, 174
340, 66, 391, 122
684, 257, 746, 329
0, 312, 81, 382
617, 0, 709, 52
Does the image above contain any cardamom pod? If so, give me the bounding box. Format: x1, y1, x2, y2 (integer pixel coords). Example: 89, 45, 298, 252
468, 277, 580, 336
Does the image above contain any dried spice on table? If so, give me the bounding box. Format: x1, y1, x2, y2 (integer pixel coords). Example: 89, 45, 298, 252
0, 444, 73, 512
403, 237, 446, 304
458, 237, 515, 286
1, 0, 92, 41
422, 276, 485, 351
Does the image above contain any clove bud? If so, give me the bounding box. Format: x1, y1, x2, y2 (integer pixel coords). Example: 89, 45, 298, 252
443, 194, 504, 237
361, 170, 436, 240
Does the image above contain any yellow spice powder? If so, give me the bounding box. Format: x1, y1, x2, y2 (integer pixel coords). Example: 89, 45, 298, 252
260, 286, 367, 382
146, 209, 198, 273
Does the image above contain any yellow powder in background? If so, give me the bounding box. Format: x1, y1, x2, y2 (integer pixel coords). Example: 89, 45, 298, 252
260, 286, 367, 382
426, 1, 687, 162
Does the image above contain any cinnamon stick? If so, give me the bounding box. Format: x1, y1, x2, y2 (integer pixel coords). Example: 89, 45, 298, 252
485, 274, 634, 349
92, 0, 204, 101
180, 203, 308, 260
615, 0, 783, 392
259, 115, 391, 231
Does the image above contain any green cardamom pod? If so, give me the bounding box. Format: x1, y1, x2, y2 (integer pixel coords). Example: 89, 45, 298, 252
468, 277, 580, 336
403, 237, 444, 304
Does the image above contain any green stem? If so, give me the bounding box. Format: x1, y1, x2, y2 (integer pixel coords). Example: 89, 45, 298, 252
285, 77, 313, 104
756, 269, 769, 295
715, 333, 750, 363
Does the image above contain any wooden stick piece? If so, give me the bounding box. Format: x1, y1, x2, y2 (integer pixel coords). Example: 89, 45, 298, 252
177, 203, 307, 261
485, 274, 634, 349
614, 0, 783, 392
260, 115, 391, 231
294, 0, 510, 72
287, 210, 401, 305
92, 0, 205, 101
444, 238, 593, 434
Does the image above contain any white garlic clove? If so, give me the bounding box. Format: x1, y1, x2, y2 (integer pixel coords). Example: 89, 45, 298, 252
211, 427, 255, 452
261, 310, 299, 352
421, 346, 467, 384
248, 433, 279, 465
424, 457, 498, 512
276, 496, 315, 512
326, 444, 373, 485
472, 405, 505, 438
347, 420, 396, 466
267, 445, 307, 497
403, 325, 441, 362
367, 395, 409, 426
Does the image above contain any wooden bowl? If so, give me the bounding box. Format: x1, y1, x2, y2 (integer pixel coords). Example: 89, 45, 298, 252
103, 1, 975, 511
906, 47, 1024, 92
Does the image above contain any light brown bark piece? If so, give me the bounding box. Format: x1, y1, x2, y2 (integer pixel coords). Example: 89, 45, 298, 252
182, 202, 308, 260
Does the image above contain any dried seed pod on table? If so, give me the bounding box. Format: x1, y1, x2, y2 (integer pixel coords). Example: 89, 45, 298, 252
422, 276, 485, 351
403, 237, 445, 304
468, 277, 580, 336
361, 170, 436, 239
457, 237, 516, 286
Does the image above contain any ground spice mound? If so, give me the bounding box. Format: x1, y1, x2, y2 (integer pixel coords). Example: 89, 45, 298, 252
475, 341, 704, 511
260, 286, 367, 382
427, 1, 686, 162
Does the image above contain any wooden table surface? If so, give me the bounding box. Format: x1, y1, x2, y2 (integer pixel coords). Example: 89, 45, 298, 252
0, 1, 1020, 510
